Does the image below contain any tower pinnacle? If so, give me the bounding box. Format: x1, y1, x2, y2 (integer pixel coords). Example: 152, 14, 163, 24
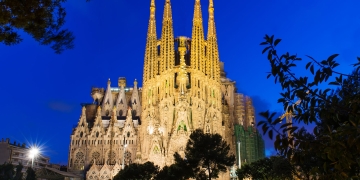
143, 0, 158, 83
191, 0, 205, 73
207, 0, 220, 80
160, 0, 175, 73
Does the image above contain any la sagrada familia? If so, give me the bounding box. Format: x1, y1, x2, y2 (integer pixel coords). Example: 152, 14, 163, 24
68, 0, 259, 179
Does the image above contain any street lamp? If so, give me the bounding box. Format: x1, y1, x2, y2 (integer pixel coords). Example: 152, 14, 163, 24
122, 144, 128, 169
28, 147, 39, 169
237, 140, 241, 169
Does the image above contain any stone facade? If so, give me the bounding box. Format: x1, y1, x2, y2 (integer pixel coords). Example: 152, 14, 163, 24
68, 0, 262, 179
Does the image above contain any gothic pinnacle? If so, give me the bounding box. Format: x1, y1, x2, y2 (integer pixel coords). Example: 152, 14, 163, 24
207, 0, 220, 80
191, 0, 205, 72
143, 0, 158, 82
160, 0, 175, 73
151, 0, 155, 7
150, 0, 155, 16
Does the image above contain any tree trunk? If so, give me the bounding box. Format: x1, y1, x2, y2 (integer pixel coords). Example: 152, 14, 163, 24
208, 164, 211, 180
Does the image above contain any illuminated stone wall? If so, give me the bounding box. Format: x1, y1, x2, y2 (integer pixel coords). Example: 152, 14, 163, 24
67, 0, 265, 179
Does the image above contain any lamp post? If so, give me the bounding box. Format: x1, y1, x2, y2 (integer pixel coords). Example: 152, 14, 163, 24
122, 144, 127, 169
29, 147, 39, 169
237, 140, 241, 169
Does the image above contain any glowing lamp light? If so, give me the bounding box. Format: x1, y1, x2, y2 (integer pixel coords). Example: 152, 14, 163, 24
29, 147, 39, 158
122, 144, 128, 169
148, 126, 154, 135
28, 147, 40, 168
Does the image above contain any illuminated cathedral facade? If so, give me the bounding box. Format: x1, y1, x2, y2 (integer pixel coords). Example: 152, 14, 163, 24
68, 0, 261, 179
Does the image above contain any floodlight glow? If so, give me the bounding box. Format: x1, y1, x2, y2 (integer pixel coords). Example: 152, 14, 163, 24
28, 146, 40, 168
29, 147, 39, 158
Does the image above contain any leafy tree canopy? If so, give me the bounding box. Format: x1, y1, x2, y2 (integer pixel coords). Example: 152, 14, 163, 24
184, 129, 236, 180
236, 156, 295, 180
26, 167, 36, 180
155, 153, 193, 180
0, 0, 89, 53
159, 130, 235, 180
13, 163, 23, 180
258, 35, 360, 179
0, 163, 15, 180
113, 161, 159, 180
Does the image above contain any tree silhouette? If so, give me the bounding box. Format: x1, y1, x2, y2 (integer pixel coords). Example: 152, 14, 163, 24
0, 0, 89, 53
184, 129, 235, 180
258, 35, 360, 179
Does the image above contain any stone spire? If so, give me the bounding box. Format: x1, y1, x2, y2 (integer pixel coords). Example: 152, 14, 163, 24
76, 106, 89, 135
143, 0, 158, 83
78, 106, 88, 128
116, 78, 127, 116
191, 0, 205, 73
206, 0, 220, 80
102, 78, 114, 116
160, 0, 175, 73
93, 106, 104, 130
131, 79, 141, 116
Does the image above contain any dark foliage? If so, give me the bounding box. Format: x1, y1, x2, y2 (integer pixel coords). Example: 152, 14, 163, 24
13, 163, 23, 180
113, 161, 159, 180
0, 163, 15, 180
184, 129, 236, 180
258, 35, 360, 179
155, 153, 192, 180
26, 167, 36, 180
0, 0, 77, 53
236, 156, 295, 180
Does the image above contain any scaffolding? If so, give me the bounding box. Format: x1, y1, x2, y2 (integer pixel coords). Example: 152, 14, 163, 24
234, 124, 265, 167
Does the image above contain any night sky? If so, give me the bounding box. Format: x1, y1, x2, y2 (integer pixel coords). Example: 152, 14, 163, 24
1, 0, 359, 164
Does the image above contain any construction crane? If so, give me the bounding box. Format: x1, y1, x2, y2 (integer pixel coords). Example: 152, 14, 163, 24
279, 98, 302, 141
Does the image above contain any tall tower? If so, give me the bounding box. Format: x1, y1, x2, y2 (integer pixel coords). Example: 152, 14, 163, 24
140, 0, 224, 166
68, 0, 265, 179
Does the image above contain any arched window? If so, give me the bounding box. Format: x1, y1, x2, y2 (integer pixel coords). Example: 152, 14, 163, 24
125, 151, 132, 165
80, 132, 83, 138
74, 152, 85, 170
96, 131, 99, 138
91, 152, 101, 165
107, 151, 116, 165
119, 110, 123, 116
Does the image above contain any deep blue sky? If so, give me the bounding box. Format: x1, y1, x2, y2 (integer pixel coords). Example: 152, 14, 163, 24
1, 0, 359, 164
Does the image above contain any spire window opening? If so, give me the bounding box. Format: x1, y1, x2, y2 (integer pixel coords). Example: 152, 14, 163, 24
157, 61, 160, 75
